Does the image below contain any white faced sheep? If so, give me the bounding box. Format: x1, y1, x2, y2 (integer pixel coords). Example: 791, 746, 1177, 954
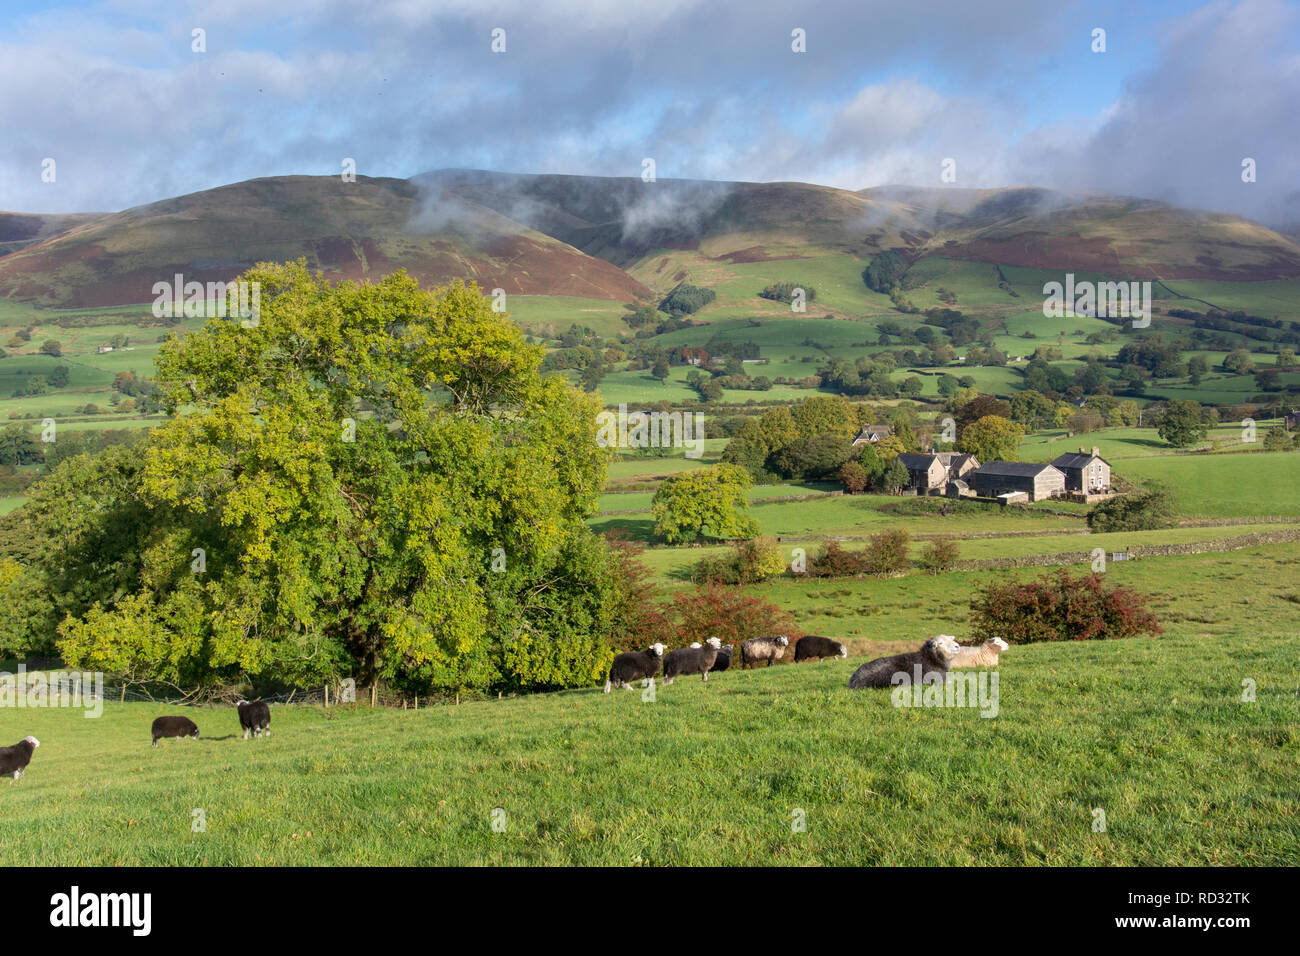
740, 635, 790, 669
950, 637, 1009, 669
604, 643, 665, 693
662, 637, 723, 684
690, 642, 734, 671
151, 715, 200, 747
237, 700, 272, 739
847, 635, 960, 690
794, 635, 848, 663
0, 737, 39, 781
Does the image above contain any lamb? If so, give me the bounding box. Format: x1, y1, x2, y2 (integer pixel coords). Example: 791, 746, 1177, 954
604, 643, 665, 693
662, 637, 723, 684
237, 699, 272, 739
847, 635, 961, 690
794, 635, 848, 663
740, 635, 790, 669
950, 637, 1009, 669
0, 737, 39, 780
151, 715, 200, 747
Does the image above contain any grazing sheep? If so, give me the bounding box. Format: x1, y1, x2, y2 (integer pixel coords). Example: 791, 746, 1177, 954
740, 635, 790, 669
663, 637, 722, 684
151, 715, 199, 747
847, 635, 961, 690
237, 699, 272, 739
0, 737, 39, 781
604, 643, 665, 693
711, 644, 735, 672
794, 635, 848, 663
950, 637, 1009, 669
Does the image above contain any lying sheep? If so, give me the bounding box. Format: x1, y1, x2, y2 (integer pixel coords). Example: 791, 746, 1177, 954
237, 700, 272, 739
0, 737, 39, 781
740, 635, 789, 669
151, 715, 200, 747
950, 637, 1009, 669
794, 635, 848, 663
847, 635, 961, 690
663, 637, 722, 684
604, 643, 665, 693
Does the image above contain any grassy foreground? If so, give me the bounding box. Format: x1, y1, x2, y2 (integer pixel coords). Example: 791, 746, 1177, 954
2, 623, 1296, 865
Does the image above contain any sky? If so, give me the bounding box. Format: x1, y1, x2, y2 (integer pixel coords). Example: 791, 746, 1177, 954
1, 0, 1297, 226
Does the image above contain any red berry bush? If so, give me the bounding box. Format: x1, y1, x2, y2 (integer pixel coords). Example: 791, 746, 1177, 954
969, 569, 1162, 644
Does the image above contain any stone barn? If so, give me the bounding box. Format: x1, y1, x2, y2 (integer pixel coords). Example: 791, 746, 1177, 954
1051, 446, 1112, 494
968, 461, 1066, 502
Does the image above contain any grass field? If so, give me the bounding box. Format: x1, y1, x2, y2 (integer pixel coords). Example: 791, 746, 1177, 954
3, 543, 1296, 866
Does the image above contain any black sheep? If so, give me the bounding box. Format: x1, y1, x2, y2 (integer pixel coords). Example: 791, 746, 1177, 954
689, 642, 735, 672
847, 635, 960, 690
604, 643, 665, 693
0, 736, 39, 780
663, 638, 722, 684
794, 635, 848, 663
237, 700, 272, 739
151, 715, 200, 747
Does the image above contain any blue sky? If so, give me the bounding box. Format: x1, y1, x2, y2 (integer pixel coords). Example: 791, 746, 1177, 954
1, 0, 1297, 225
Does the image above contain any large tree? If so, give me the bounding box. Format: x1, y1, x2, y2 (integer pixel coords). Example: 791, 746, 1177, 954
46, 263, 617, 693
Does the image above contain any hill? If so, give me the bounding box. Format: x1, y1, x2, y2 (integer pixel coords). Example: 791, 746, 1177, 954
6, 171, 1300, 309
0, 176, 651, 308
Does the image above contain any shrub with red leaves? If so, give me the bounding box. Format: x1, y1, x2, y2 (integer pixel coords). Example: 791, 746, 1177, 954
670, 584, 802, 647
969, 569, 1162, 644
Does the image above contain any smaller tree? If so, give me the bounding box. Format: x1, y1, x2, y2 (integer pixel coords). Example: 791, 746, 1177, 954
40, 339, 62, 357
916, 537, 960, 573
864, 528, 910, 575
1156, 400, 1208, 448
651, 464, 759, 544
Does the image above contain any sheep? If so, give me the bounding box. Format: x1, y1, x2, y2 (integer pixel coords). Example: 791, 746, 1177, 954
662, 637, 722, 684
740, 635, 790, 669
0, 737, 39, 781
237, 699, 272, 739
604, 643, 665, 693
151, 715, 200, 747
691, 642, 735, 671
847, 635, 961, 690
794, 635, 848, 663
950, 637, 1009, 669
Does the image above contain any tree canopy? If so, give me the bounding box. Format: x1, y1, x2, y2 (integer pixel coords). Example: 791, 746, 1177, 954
20, 263, 621, 694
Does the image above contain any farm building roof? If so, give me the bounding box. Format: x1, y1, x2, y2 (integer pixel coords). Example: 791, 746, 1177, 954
972, 461, 1061, 477
1052, 452, 1109, 469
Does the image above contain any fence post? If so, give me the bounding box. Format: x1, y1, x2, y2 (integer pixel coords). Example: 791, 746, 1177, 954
120, 684, 126, 703
324, 684, 329, 708
370, 682, 376, 708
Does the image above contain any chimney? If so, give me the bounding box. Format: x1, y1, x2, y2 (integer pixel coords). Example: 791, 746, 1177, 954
1091, 446, 1100, 457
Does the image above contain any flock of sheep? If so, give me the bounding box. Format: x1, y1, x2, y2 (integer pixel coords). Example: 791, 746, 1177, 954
5, 636, 1011, 782
604, 634, 1008, 693
1, 699, 272, 783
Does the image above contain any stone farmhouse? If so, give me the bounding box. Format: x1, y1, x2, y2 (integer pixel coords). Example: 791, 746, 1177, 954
851, 424, 893, 446
1051, 446, 1112, 495
897, 452, 981, 493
